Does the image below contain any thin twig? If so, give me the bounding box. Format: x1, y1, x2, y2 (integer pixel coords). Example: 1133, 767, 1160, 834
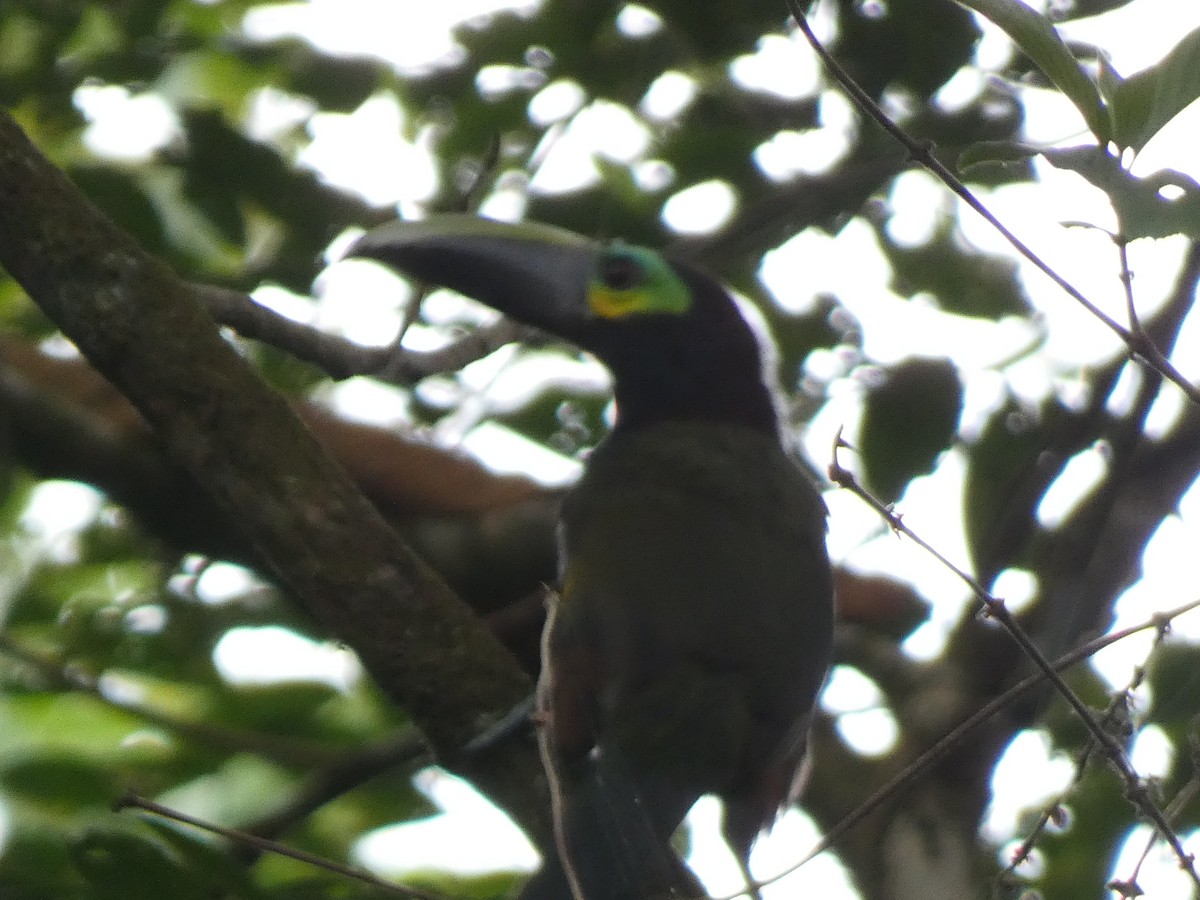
116, 793, 446, 900
192, 281, 544, 385
741, 597, 1200, 895
828, 439, 1199, 885
1004, 625, 1163, 879
1109, 773, 1200, 897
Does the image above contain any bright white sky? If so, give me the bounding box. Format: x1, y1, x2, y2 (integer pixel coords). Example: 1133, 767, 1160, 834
25, 0, 1200, 897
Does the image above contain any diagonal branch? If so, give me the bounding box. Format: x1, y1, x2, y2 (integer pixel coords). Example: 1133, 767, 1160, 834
0, 107, 550, 847
828, 452, 1199, 885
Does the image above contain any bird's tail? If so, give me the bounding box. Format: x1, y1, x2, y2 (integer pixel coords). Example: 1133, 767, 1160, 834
519, 746, 702, 900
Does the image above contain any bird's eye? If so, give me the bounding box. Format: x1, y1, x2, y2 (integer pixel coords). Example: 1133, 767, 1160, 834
597, 253, 644, 291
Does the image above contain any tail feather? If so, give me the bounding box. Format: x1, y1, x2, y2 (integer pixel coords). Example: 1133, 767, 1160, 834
520, 746, 702, 900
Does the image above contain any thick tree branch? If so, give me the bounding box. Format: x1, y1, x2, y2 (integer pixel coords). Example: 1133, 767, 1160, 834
0, 107, 551, 845
0, 335, 561, 627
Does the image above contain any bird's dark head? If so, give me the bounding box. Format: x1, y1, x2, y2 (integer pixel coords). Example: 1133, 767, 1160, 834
348, 215, 779, 435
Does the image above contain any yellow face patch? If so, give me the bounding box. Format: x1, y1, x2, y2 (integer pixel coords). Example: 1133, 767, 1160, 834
586, 244, 692, 320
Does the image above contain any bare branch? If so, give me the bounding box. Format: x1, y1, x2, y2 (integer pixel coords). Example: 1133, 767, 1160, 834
828, 444, 1199, 885
117, 793, 444, 900
192, 281, 544, 384
753, 599, 1200, 893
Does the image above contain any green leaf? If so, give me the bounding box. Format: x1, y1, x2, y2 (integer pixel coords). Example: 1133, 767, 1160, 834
0, 693, 143, 762
213, 680, 343, 737
658, 92, 770, 188
1042, 144, 1200, 240
0, 816, 87, 899
857, 357, 963, 504
837, 0, 980, 100
68, 167, 170, 259
877, 211, 1033, 319
143, 817, 265, 900
647, 0, 791, 61
1, 755, 119, 810
156, 50, 276, 123
154, 754, 294, 827
70, 824, 210, 900
957, 140, 1040, 173
961, 393, 1064, 580
954, 0, 1110, 141
1109, 25, 1200, 152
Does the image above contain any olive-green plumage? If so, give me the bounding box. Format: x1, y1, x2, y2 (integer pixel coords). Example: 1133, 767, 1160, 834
350, 216, 834, 900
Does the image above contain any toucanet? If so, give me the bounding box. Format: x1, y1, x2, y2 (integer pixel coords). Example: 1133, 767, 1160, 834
349, 216, 834, 900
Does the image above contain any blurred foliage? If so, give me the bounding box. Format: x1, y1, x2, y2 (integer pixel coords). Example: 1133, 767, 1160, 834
858, 356, 963, 504
3, 0, 1200, 899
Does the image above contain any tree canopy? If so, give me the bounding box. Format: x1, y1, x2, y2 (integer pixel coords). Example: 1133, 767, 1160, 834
3, 1, 1200, 898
